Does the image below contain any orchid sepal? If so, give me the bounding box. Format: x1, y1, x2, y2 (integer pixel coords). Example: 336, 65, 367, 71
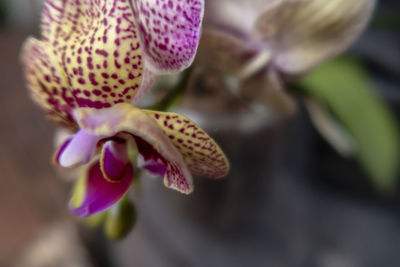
131, 0, 205, 74
254, 0, 377, 74
143, 110, 230, 179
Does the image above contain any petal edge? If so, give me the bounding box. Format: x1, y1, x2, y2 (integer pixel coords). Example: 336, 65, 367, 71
144, 110, 230, 179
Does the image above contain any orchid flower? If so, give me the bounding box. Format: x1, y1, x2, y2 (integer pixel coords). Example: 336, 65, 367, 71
198, 0, 376, 113
22, 0, 229, 217
56, 103, 229, 217
25, 0, 203, 125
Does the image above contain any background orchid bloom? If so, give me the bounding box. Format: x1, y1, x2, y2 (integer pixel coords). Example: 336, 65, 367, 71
21, 0, 229, 217
23, 0, 204, 128
198, 0, 376, 113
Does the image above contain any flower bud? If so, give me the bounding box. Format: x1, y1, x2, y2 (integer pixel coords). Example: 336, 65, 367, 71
104, 198, 137, 241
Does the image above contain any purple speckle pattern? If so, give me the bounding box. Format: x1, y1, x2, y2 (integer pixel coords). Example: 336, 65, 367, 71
22, 38, 77, 127
132, 0, 204, 73
146, 110, 230, 178
23, 0, 144, 128
41, 0, 143, 107
134, 135, 191, 193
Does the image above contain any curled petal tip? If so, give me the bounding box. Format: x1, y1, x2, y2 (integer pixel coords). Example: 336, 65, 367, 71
144, 110, 230, 179
58, 129, 99, 168
134, 135, 194, 194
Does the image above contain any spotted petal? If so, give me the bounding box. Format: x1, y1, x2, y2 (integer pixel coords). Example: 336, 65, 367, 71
144, 110, 230, 179
254, 0, 376, 74
136, 137, 168, 177
76, 103, 194, 194
69, 160, 133, 217
21, 37, 76, 127
39, 0, 144, 108
131, 0, 204, 74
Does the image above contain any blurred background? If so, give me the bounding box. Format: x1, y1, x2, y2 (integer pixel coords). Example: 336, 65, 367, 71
0, 0, 399, 266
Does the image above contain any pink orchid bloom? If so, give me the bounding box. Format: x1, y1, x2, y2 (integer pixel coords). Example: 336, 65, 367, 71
22, 0, 229, 217
198, 0, 376, 113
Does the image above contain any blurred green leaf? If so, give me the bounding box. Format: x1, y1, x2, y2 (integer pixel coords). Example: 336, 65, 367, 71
299, 56, 400, 191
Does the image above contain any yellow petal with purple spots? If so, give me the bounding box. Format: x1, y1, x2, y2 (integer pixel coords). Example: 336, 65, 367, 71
21, 37, 77, 128
22, 0, 145, 127
144, 110, 230, 179
41, 0, 143, 107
